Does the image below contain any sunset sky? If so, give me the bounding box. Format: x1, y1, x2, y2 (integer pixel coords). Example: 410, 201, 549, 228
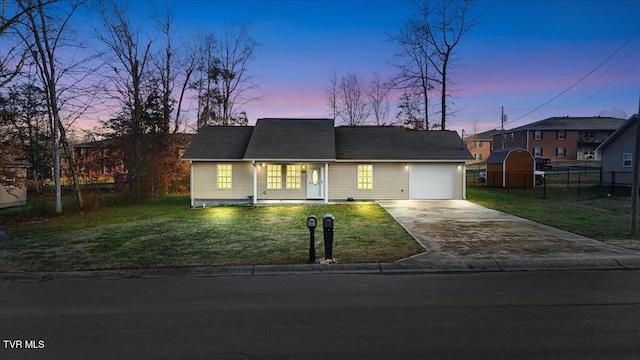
31, 0, 640, 134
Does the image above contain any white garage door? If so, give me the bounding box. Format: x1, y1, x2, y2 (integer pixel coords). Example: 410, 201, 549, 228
409, 164, 456, 199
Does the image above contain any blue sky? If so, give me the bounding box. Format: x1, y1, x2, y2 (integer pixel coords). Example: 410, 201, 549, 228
80, 0, 640, 133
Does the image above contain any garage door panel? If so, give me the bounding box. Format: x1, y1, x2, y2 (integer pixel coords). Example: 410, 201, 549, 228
409, 164, 455, 199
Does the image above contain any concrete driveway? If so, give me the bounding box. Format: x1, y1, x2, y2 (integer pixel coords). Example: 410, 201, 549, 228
378, 200, 640, 265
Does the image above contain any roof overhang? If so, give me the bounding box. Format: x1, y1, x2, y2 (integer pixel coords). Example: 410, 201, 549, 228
245, 158, 336, 162
334, 159, 470, 163
182, 158, 247, 162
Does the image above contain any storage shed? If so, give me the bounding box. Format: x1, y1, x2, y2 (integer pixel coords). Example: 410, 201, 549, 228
486, 147, 535, 188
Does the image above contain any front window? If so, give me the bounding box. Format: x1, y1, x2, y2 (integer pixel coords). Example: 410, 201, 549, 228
267, 165, 282, 189
557, 130, 565, 140
475, 141, 482, 148
217, 164, 232, 189
286, 165, 301, 189
623, 153, 632, 167
357, 165, 373, 190
475, 153, 482, 161
556, 147, 565, 157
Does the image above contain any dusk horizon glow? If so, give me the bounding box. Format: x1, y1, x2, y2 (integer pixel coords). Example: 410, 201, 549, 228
7, 0, 640, 136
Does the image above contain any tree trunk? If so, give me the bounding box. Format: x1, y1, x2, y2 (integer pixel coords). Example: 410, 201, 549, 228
57, 121, 83, 208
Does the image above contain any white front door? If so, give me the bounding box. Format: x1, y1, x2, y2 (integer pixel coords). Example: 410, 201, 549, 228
306, 165, 323, 199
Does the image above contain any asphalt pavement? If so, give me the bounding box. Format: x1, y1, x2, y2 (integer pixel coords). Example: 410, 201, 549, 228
2, 271, 640, 359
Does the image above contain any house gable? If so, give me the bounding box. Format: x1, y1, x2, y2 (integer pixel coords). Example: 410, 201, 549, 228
244, 118, 335, 161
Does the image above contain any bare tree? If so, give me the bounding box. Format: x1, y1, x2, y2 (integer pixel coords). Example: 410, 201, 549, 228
324, 69, 340, 120
1, 0, 58, 87
97, 0, 153, 196
17, 0, 91, 211
151, 3, 196, 134
216, 23, 259, 125
389, 0, 479, 130
190, 23, 259, 127
154, 3, 174, 134
171, 36, 197, 133
395, 90, 424, 130
427, 0, 479, 130
387, 8, 435, 130
337, 71, 368, 126
190, 32, 218, 128
367, 72, 390, 125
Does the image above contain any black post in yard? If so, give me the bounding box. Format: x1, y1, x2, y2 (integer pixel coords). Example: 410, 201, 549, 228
543, 175, 547, 199
578, 173, 581, 197
612, 171, 616, 196
309, 228, 316, 263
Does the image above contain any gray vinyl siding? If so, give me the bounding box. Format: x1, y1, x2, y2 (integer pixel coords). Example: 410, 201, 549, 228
601, 121, 636, 186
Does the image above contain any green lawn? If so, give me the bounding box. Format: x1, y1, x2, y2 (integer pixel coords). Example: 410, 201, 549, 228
0, 196, 423, 272
467, 185, 640, 249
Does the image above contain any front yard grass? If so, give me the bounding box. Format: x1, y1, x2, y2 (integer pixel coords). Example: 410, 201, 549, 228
467, 185, 640, 251
0, 196, 423, 272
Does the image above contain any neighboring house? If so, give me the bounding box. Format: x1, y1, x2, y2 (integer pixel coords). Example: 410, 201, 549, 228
182, 118, 473, 206
596, 114, 639, 186
1, 161, 30, 209
464, 129, 500, 163
63, 133, 194, 184
493, 116, 625, 162
68, 139, 126, 183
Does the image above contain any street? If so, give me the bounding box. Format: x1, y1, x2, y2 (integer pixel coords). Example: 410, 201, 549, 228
1, 270, 639, 359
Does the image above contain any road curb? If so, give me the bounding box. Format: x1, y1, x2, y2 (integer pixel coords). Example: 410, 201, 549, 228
1, 257, 639, 282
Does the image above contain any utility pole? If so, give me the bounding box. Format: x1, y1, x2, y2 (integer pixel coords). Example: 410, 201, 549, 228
630, 95, 640, 236
501, 106, 505, 149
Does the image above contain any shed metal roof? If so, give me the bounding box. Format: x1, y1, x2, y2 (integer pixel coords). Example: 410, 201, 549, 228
486, 147, 529, 164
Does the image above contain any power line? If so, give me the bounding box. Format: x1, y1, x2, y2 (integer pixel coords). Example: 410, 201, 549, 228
508, 30, 640, 125
564, 58, 640, 114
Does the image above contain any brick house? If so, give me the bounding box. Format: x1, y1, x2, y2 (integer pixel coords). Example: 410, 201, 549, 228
492, 116, 625, 162
61, 133, 194, 184
464, 129, 501, 163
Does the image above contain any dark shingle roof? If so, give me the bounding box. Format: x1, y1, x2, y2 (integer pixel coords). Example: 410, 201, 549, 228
464, 129, 501, 141
181, 126, 254, 160
335, 126, 473, 161
508, 116, 625, 132
244, 118, 336, 160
